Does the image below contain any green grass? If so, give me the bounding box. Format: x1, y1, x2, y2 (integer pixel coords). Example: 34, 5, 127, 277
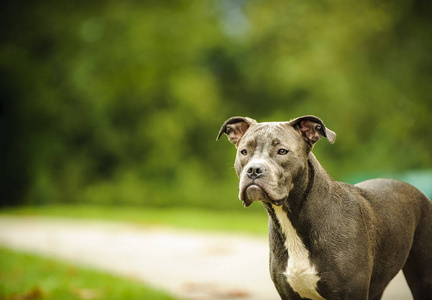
0, 204, 269, 235
0, 247, 176, 300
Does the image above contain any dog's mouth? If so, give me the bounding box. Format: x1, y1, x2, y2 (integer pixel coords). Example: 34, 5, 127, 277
241, 184, 287, 207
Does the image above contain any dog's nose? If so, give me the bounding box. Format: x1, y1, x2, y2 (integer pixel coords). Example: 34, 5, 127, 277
247, 164, 266, 179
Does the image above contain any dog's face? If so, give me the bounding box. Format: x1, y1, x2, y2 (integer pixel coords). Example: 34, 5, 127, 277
234, 123, 309, 207
217, 116, 336, 207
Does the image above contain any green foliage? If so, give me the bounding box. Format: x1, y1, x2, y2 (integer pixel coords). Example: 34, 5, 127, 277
0, 247, 176, 300
1, 0, 431, 207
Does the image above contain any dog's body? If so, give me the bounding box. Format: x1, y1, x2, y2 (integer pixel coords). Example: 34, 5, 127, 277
217, 116, 432, 300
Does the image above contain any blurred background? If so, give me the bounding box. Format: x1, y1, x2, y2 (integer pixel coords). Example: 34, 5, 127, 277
1, 1, 431, 299
1, 0, 432, 209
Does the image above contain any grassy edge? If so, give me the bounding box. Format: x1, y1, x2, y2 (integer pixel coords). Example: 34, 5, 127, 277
0, 247, 177, 300
0, 204, 269, 235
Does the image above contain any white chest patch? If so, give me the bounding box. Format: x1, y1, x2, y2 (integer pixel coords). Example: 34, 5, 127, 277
273, 205, 325, 300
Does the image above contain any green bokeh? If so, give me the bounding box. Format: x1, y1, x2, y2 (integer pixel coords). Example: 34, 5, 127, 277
1, 0, 431, 208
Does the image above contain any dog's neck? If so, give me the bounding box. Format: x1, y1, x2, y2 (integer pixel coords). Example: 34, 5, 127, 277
264, 153, 335, 248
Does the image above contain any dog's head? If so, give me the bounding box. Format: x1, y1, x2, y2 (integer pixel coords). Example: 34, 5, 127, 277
217, 115, 336, 207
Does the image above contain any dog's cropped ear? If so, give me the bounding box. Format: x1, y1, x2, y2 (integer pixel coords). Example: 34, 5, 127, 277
216, 116, 257, 146
288, 115, 336, 146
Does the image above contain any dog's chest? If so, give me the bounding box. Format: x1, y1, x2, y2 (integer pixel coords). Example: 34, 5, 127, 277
273, 206, 325, 300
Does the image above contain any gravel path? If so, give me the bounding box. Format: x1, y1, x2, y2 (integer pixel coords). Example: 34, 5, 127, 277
0, 216, 412, 300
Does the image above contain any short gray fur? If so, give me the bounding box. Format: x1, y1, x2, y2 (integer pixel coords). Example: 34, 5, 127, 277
217, 115, 432, 300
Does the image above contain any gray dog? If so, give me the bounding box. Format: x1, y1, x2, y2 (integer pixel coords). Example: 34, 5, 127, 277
217, 115, 432, 300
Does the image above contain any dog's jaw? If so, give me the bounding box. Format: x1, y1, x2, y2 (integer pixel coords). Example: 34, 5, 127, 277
239, 183, 289, 207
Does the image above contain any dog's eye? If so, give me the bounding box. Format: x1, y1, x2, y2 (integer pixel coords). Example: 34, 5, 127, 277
277, 149, 289, 155
240, 149, 248, 156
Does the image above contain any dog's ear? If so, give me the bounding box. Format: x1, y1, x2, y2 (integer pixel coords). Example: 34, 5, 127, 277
216, 116, 257, 146
288, 115, 336, 146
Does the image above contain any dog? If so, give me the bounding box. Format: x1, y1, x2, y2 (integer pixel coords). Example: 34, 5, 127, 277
217, 115, 432, 300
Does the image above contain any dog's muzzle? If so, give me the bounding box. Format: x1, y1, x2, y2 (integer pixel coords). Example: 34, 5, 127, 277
241, 184, 287, 207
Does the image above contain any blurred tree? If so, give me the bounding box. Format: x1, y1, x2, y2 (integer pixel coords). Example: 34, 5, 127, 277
1, 0, 431, 208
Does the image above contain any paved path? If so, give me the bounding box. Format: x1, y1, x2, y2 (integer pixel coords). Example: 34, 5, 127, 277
0, 216, 412, 300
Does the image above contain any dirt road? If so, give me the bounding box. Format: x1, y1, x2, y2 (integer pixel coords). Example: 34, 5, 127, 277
0, 216, 412, 300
